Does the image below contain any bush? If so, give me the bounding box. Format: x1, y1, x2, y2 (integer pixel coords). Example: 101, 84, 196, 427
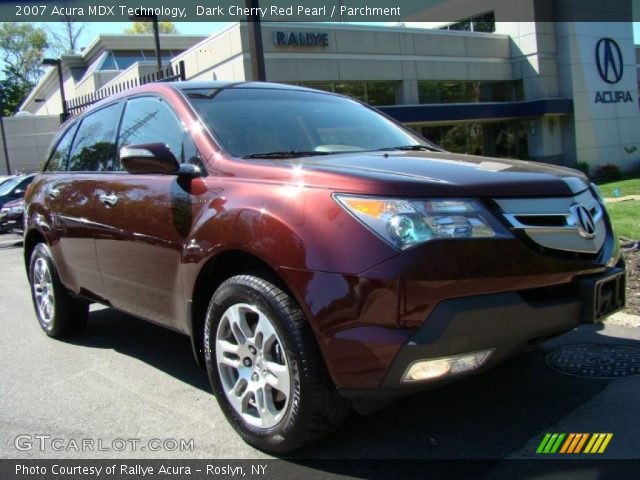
576, 161, 590, 176
595, 164, 623, 181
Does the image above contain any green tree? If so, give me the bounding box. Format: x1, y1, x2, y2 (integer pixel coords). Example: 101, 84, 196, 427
0, 66, 33, 116
124, 22, 179, 34
0, 23, 49, 84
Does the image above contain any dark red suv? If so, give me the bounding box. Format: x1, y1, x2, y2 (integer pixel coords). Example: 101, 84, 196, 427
24, 82, 625, 452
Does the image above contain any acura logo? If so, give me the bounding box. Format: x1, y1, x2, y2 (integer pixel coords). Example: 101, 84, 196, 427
570, 204, 597, 239
595, 38, 624, 84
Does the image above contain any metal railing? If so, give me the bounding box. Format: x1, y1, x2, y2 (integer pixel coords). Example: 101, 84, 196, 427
63, 60, 186, 120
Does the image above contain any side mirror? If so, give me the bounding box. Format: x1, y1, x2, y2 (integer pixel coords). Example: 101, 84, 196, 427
119, 143, 180, 175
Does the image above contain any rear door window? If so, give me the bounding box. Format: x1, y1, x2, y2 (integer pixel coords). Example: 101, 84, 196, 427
45, 123, 78, 172
68, 102, 123, 172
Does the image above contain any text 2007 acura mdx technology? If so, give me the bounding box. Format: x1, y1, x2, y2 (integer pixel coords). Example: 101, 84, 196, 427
25, 82, 625, 452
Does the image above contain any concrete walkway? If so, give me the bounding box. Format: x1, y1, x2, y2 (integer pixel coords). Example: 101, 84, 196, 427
604, 195, 640, 203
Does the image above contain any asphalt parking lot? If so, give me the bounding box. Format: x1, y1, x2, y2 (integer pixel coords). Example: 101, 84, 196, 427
2, 231, 640, 469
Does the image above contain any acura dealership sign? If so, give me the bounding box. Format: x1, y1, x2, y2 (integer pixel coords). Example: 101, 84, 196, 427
594, 37, 632, 104
596, 38, 623, 84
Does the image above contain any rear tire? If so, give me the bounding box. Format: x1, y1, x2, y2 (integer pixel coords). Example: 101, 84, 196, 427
204, 274, 350, 453
28, 243, 88, 337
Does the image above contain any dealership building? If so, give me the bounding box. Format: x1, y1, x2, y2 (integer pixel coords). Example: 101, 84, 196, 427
20, 5, 640, 173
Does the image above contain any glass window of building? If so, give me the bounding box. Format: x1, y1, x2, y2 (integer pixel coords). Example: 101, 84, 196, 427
94, 50, 176, 71
421, 120, 528, 159
98, 51, 118, 70
418, 80, 524, 104
439, 11, 496, 33
296, 81, 397, 106
334, 83, 366, 102
365, 82, 396, 106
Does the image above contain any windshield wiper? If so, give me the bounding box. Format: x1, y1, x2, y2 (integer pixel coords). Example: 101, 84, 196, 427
376, 145, 438, 152
242, 150, 332, 159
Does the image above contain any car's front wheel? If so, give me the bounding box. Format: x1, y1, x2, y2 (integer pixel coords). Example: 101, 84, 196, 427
28, 243, 88, 337
204, 274, 350, 452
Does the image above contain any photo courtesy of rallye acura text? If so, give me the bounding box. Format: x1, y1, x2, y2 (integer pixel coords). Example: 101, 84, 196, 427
23, 81, 625, 452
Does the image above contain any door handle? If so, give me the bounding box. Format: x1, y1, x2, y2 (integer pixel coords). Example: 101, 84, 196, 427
47, 187, 61, 199
98, 193, 118, 207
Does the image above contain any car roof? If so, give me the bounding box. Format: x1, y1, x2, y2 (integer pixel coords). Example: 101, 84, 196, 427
61, 80, 339, 129
171, 81, 315, 92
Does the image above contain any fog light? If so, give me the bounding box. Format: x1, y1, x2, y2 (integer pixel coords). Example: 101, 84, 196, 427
402, 349, 495, 383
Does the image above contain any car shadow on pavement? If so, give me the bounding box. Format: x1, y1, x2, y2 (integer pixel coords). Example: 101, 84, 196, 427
64, 307, 639, 464
63, 306, 211, 393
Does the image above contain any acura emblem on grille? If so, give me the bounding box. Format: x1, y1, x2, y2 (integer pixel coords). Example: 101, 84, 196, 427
571, 204, 596, 239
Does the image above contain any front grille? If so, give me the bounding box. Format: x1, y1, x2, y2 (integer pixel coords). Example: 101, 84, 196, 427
495, 189, 606, 255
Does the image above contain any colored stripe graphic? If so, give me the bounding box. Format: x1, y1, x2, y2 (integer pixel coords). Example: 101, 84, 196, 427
559, 433, 575, 453
574, 433, 589, 453
544, 433, 559, 453
536, 433, 552, 453
584, 433, 614, 454
550, 433, 565, 453
537, 433, 565, 453
538, 433, 613, 454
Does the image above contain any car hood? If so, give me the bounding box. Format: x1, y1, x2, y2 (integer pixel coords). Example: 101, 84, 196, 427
277, 151, 590, 197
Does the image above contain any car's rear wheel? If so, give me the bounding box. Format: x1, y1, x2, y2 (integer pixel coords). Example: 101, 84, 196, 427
28, 243, 88, 337
204, 274, 350, 452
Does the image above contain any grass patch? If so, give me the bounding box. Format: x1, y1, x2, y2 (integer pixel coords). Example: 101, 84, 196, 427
606, 200, 640, 240
597, 177, 640, 198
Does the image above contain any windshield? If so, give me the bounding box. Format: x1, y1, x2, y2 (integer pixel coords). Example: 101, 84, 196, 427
0, 176, 22, 196
185, 87, 434, 158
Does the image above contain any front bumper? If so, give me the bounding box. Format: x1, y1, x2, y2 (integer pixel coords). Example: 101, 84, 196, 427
280, 234, 623, 392
339, 266, 625, 402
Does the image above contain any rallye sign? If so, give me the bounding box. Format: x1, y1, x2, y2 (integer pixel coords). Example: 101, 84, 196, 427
273, 31, 329, 47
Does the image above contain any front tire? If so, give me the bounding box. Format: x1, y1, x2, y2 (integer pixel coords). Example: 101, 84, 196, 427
28, 243, 88, 337
204, 274, 350, 453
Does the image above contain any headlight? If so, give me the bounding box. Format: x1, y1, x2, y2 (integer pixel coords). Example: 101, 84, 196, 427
335, 195, 506, 250
9, 205, 23, 214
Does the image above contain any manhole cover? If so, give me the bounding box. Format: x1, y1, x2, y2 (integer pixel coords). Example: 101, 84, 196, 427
546, 343, 640, 379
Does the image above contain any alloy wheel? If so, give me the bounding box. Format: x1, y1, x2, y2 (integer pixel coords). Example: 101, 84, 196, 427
215, 303, 291, 429
32, 257, 55, 326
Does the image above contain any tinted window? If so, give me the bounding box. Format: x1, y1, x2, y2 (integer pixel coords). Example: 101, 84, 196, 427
16, 175, 34, 191
186, 88, 426, 158
45, 123, 78, 172
68, 103, 122, 172
0, 175, 33, 196
0, 176, 22, 196
117, 97, 196, 168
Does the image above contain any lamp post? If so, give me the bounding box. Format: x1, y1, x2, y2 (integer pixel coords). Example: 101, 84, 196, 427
41, 58, 68, 121
245, 0, 266, 81
128, 13, 162, 74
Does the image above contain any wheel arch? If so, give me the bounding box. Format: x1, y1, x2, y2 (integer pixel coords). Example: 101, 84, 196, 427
23, 228, 47, 278
189, 249, 300, 369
